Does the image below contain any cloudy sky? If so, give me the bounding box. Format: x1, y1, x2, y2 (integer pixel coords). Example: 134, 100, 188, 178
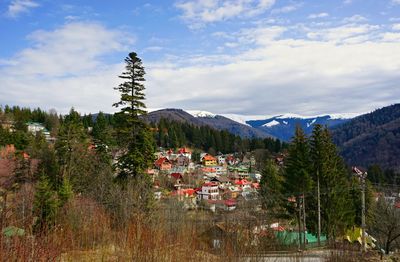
1, 0, 400, 116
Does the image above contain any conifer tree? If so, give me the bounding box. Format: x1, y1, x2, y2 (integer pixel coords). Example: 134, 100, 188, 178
113, 52, 155, 212
33, 175, 59, 233
283, 125, 312, 247
308, 126, 355, 241
260, 159, 284, 213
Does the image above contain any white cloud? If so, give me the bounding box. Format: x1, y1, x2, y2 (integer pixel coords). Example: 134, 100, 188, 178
144, 22, 400, 116
2, 19, 400, 117
392, 0, 400, 4
0, 22, 135, 113
6, 0, 39, 18
308, 13, 329, 19
343, 15, 367, 23
175, 0, 275, 28
271, 2, 303, 15
306, 24, 379, 44
343, 0, 353, 4
392, 23, 400, 31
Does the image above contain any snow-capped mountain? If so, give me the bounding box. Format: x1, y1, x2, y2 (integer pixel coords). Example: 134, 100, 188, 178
246, 115, 355, 141
147, 108, 359, 141
186, 110, 217, 118
186, 110, 359, 141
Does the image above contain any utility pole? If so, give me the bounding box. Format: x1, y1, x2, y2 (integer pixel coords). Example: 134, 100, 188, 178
297, 196, 302, 250
317, 170, 321, 246
303, 194, 307, 248
352, 166, 367, 252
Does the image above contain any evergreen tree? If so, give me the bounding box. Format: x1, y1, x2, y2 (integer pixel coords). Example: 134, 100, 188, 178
308, 126, 355, 241
55, 108, 88, 182
283, 125, 312, 247
113, 52, 155, 212
33, 175, 59, 233
260, 159, 284, 214
92, 111, 114, 148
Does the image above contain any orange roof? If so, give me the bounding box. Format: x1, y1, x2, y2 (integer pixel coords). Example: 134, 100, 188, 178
235, 179, 251, 185
203, 154, 216, 161
178, 148, 191, 154
154, 157, 170, 167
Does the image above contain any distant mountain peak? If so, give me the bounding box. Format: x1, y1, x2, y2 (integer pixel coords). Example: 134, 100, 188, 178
186, 110, 216, 118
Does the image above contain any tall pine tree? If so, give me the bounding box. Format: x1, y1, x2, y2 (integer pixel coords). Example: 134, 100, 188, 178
283, 125, 312, 248
113, 52, 155, 211
308, 126, 355, 241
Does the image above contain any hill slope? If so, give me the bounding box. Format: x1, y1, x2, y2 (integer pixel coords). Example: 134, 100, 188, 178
146, 109, 271, 138
332, 104, 400, 171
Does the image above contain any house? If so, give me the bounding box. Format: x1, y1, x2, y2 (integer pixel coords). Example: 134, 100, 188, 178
249, 173, 262, 182
202, 154, 217, 166
201, 167, 217, 178
154, 157, 172, 171
178, 148, 192, 159
226, 186, 242, 198
207, 199, 237, 212
170, 172, 184, 188
210, 176, 231, 189
235, 179, 252, 189
213, 166, 226, 176
176, 154, 190, 166
225, 155, 239, 165
26, 122, 46, 133
222, 199, 237, 211
197, 182, 220, 201
26, 122, 53, 142
217, 155, 226, 165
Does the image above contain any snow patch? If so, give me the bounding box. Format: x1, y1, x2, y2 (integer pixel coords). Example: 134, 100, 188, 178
263, 120, 280, 127
307, 119, 317, 128
328, 113, 362, 119
221, 114, 267, 126
186, 110, 216, 118
283, 121, 288, 125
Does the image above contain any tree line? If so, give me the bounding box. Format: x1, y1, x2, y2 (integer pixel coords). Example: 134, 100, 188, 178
260, 124, 372, 246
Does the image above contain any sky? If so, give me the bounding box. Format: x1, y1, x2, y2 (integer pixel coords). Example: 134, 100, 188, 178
1, 0, 400, 117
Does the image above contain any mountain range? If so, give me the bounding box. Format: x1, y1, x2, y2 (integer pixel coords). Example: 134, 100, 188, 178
147, 105, 400, 171
332, 104, 400, 171
147, 109, 355, 141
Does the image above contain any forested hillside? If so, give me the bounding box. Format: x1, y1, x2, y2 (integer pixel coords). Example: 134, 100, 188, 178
147, 109, 270, 138
332, 104, 400, 171
151, 118, 285, 154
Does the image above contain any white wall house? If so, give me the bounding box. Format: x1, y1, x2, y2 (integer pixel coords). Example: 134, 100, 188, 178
197, 182, 220, 201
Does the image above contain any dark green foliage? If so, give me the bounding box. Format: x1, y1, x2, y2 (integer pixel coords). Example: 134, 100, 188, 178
55, 108, 89, 181
113, 52, 155, 182
153, 118, 286, 154
111, 52, 156, 215
58, 178, 73, 206
332, 103, 400, 171
33, 175, 59, 233
92, 112, 114, 147
306, 126, 355, 239
260, 159, 284, 212
281, 125, 358, 241
283, 126, 313, 198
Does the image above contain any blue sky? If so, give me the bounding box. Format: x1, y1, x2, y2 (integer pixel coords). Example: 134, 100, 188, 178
1, 0, 400, 116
